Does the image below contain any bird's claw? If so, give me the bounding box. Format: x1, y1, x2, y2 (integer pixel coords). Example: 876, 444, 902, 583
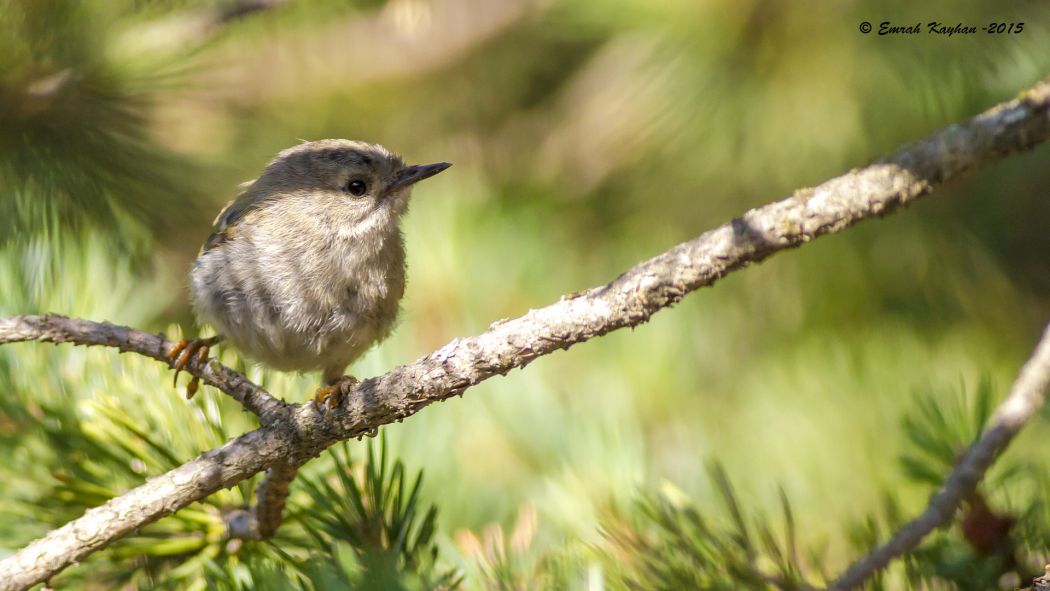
167, 336, 222, 399
314, 376, 359, 410
357, 426, 380, 440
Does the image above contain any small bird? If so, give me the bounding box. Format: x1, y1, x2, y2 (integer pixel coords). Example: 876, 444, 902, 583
171, 139, 450, 405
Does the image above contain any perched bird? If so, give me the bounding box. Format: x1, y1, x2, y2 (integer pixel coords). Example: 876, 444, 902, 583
170, 139, 450, 405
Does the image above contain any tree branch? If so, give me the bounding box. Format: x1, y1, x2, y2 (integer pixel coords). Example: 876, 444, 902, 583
226, 460, 302, 540
253, 460, 301, 539
1, 77, 1049, 590
827, 322, 1050, 591
0, 314, 288, 423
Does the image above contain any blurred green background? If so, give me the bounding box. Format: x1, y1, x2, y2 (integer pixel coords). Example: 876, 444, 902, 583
2, 0, 1050, 588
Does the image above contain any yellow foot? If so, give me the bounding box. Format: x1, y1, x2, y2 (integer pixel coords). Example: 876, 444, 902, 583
314, 376, 359, 410
167, 336, 223, 399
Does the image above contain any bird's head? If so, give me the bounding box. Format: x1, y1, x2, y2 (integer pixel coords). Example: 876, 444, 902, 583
254, 139, 450, 217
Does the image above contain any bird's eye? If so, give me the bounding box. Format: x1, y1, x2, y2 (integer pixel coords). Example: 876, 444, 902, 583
346, 179, 368, 197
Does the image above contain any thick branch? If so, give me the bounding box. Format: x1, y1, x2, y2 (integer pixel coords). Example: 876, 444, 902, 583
0, 314, 288, 423
1, 77, 1049, 590
827, 322, 1050, 591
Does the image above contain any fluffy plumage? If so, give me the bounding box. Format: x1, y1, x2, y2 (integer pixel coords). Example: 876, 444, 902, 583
189, 139, 449, 384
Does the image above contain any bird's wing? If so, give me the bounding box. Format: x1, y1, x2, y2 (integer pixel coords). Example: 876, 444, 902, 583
200, 182, 266, 253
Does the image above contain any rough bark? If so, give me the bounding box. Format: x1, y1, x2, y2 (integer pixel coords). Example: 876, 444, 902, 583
0, 77, 1048, 590
253, 461, 301, 539
0, 314, 287, 423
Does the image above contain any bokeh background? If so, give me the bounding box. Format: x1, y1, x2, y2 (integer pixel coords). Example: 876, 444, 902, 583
2, 0, 1050, 588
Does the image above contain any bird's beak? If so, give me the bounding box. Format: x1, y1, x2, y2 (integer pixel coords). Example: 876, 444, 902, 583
387, 162, 452, 195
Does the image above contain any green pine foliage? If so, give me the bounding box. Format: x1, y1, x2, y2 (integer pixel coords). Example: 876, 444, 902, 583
602, 467, 816, 591
0, 0, 215, 254
297, 439, 461, 590
597, 382, 1050, 590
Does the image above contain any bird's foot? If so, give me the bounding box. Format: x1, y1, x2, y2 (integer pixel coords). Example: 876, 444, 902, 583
314, 375, 359, 410
167, 336, 223, 399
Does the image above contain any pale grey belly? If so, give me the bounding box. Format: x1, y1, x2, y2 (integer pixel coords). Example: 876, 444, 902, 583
189, 243, 402, 373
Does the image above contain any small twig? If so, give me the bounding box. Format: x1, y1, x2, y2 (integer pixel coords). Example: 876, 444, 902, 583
256, 461, 300, 539
0, 314, 289, 424
828, 322, 1050, 591
225, 460, 301, 540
